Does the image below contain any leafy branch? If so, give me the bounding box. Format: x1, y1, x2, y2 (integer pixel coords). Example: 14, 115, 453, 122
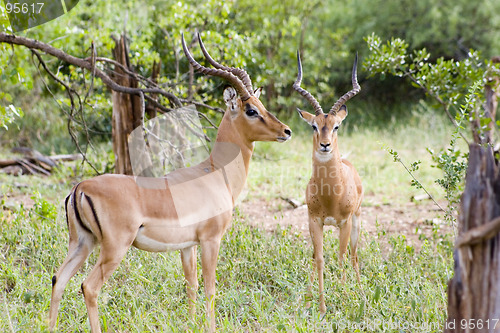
364, 34, 499, 226
385, 146, 445, 213
363, 33, 494, 144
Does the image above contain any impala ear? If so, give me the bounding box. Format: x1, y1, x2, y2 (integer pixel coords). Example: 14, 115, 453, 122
223, 86, 239, 115
337, 105, 348, 121
297, 108, 315, 125
253, 87, 263, 99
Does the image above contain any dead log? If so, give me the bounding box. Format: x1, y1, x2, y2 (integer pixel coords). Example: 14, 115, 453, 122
0, 159, 18, 168
0, 148, 85, 176
49, 153, 83, 162
11, 147, 56, 170
2, 165, 23, 176
16, 158, 51, 176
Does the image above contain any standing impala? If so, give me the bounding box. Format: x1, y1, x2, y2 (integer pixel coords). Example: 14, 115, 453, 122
293, 51, 362, 313
49, 33, 291, 333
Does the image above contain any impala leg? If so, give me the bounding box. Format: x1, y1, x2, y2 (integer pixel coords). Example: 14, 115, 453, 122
200, 239, 221, 333
339, 219, 352, 284
309, 218, 326, 314
306, 253, 314, 310
350, 213, 361, 283
181, 246, 199, 318
49, 235, 95, 331
81, 241, 132, 333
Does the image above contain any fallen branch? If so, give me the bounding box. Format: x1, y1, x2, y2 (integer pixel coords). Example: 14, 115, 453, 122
50, 154, 83, 162
0, 160, 17, 168
280, 196, 302, 209
16, 158, 51, 176
0, 148, 82, 176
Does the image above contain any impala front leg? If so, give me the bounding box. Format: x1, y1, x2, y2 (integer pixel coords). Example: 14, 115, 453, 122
309, 217, 326, 314
181, 246, 198, 318
201, 239, 221, 333
350, 213, 361, 283
339, 219, 352, 284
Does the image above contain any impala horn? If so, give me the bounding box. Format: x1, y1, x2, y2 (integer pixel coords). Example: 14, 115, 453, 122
181, 33, 253, 101
292, 51, 324, 116
329, 53, 360, 115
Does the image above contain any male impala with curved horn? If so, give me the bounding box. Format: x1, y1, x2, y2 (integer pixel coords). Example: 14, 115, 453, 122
293, 51, 362, 313
49, 33, 291, 333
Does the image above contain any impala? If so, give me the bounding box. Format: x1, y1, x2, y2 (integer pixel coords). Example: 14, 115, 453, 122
293, 51, 363, 313
49, 33, 291, 332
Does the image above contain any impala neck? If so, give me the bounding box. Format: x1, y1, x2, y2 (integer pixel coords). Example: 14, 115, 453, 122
208, 112, 254, 200
312, 141, 343, 189
214, 112, 254, 172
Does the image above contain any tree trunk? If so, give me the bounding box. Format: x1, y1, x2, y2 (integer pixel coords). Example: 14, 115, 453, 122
482, 57, 500, 144
445, 57, 500, 332
445, 145, 500, 332
111, 35, 143, 175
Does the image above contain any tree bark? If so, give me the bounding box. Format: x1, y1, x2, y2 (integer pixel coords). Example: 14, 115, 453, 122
445, 57, 500, 332
445, 144, 500, 332
146, 60, 161, 120
111, 35, 143, 175
479, 56, 500, 144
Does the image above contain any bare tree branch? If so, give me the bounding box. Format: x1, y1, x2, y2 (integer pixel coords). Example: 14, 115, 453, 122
0, 32, 183, 107
178, 98, 225, 114
1, 32, 224, 172
30, 49, 101, 174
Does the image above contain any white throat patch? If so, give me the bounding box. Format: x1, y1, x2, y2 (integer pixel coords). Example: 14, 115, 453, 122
314, 151, 333, 163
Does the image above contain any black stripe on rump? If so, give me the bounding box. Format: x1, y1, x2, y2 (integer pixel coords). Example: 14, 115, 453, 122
85, 195, 102, 237
64, 194, 70, 228
72, 184, 92, 234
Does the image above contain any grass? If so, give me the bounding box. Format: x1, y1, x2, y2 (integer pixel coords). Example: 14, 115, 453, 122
0, 110, 456, 332
0, 201, 452, 332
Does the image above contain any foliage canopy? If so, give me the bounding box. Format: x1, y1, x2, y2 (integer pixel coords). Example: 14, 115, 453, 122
1, 0, 499, 152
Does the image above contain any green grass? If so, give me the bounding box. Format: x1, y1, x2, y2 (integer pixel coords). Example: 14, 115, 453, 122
0, 199, 452, 332
0, 110, 456, 332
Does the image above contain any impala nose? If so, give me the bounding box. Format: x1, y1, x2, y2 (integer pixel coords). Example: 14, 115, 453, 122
320, 142, 331, 152
277, 127, 292, 142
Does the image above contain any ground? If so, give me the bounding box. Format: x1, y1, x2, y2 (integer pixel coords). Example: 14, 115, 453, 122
240, 193, 451, 252
3, 184, 450, 253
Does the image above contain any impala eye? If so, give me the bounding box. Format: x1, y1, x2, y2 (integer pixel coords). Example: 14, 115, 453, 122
311, 124, 318, 131
333, 125, 339, 131
245, 109, 258, 117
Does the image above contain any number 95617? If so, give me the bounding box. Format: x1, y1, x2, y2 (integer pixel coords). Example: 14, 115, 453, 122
5, 2, 44, 14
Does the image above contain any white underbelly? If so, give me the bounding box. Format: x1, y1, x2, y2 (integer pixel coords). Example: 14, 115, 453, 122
323, 216, 347, 227
133, 231, 198, 252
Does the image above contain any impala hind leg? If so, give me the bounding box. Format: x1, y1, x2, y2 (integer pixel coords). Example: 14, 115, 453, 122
49, 234, 95, 331
350, 212, 361, 282
81, 240, 133, 333
200, 239, 221, 333
181, 246, 199, 318
338, 219, 352, 284
308, 218, 326, 314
